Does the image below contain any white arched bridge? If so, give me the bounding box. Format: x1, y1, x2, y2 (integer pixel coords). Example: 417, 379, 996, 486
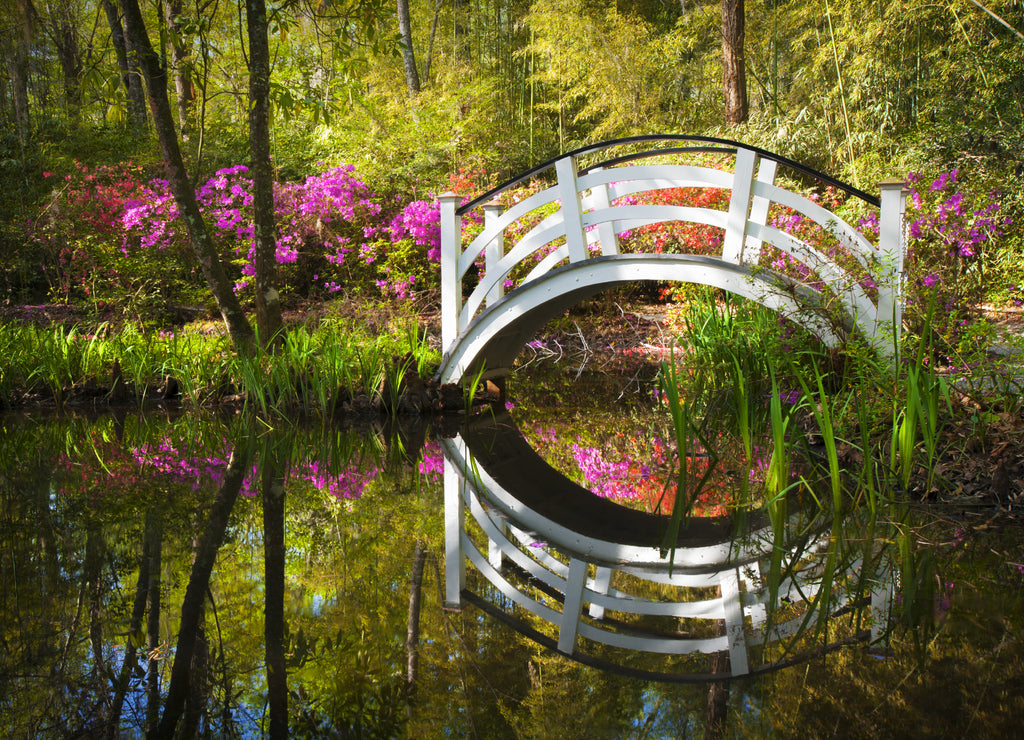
436, 136, 906, 679
436, 135, 907, 385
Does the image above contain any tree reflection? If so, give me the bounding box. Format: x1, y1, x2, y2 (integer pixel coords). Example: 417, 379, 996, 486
156, 443, 251, 738
262, 439, 288, 739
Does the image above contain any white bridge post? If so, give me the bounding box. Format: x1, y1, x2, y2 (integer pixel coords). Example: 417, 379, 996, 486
557, 557, 589, 654
555, 156, 589, 264
440, 192, 463, 352
722, 148, 758, 264
444, 462, 466, 609
878, 179, 908, 346
743, 158, 779, 265
483, 199, 505, 307
588, 171, 620, 256
721, 569, 749, 675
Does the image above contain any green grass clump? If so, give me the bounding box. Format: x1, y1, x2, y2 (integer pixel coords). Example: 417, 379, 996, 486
656, 292, 1017, 656
0, 313, 440, 416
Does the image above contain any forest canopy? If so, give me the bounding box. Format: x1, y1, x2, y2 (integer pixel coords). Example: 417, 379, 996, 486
1, 0, 1022, 308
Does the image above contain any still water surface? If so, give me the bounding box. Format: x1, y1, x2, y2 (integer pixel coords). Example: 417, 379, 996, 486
1, 362, 1022, 737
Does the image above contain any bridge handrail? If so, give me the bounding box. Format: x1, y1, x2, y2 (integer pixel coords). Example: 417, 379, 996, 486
454, 458, 885, 672
440, 139, 907, 356
457, 135, 881, 214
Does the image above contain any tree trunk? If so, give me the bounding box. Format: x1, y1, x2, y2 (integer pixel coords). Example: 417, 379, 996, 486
704, 651, 730, 739
11, 0, 35, 147
101, 0, 147, 133
154, 446, 249, 739
424, 0, 444, 81
165, 0, 195, 136
181, 613, 210, 738
145, 505, 163, 735
397, 0, 421, 95
262, 458, 288, 739
121, 0, 255, 354
247, 0, 282, 346
50, 13, 82, 116
721, 0, 748, 125
106, 511, 156, 738
406, 541, 427, 704
85, 531, 106, 683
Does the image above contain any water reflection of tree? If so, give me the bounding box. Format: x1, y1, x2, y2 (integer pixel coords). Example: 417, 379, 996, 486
262, 439, 288, 739
156, 444, 250, 737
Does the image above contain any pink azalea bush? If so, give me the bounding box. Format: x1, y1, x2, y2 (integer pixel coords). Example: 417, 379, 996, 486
858, 170, 1012, 349
29, 161, 448, 313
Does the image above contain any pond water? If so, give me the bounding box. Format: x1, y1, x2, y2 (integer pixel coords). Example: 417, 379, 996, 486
1, 357, 1022, 738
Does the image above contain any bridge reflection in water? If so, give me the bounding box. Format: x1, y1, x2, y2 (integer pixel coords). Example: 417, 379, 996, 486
441, 410, 893, 683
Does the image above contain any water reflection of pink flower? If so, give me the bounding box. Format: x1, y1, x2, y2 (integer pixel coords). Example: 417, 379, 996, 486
418, 441, 444, 482
130, 438, 382, 499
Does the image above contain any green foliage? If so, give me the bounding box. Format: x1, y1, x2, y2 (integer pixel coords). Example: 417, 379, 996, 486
2, 0, 1023, 317
362, 236, 439, 297
653, 294, 972, 654
526, 0, 714, 144
0, 303, 440, 413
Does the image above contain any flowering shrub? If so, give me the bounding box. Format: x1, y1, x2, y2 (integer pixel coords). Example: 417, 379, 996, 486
417, 440, 444, 481
616, 186, 730, 256
271, 165, 385, 295
32, 162, 199, 308
130, 436, 380, 499
29, 162, 447, 314
360, 198, 444, 299
570, 432, 742, 517
857, 170, 1012, 350
904, 171, 1011, 344
388, 199, 441, 263
122, 164, 391, 298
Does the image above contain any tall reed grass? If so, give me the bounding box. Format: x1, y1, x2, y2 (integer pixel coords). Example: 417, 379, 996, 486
659, 294, 963, 656
0, 317, 439, 417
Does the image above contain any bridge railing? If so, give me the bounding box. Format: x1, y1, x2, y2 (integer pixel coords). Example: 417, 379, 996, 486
446, 455, 892, 678
440, 136, 907, 355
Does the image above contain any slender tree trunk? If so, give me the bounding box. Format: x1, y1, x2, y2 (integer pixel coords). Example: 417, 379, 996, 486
246, 0, 282, 345
145, 505, 164, 735
262, 458, 288, 739
101, 0, 147, 133
154, 447, 249, 739
424, 0, 443, 81
11, 0, 34, 147
397, 0, 421, 95
453, 0, 468, 61
50, 14, 82, 116
86, 530, 106, 685
704, 651, 730, 739
165, 0, 195, 136
106, 512, 157, 738
722, 0, 748, 125
405, 541, 427, 708
181, 612, 210, 738
121, 0, 255, 353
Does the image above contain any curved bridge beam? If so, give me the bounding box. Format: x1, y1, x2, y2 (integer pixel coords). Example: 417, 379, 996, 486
442, 410, 892, 678
445, 409, 775, 565
437, 253, 838, 385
